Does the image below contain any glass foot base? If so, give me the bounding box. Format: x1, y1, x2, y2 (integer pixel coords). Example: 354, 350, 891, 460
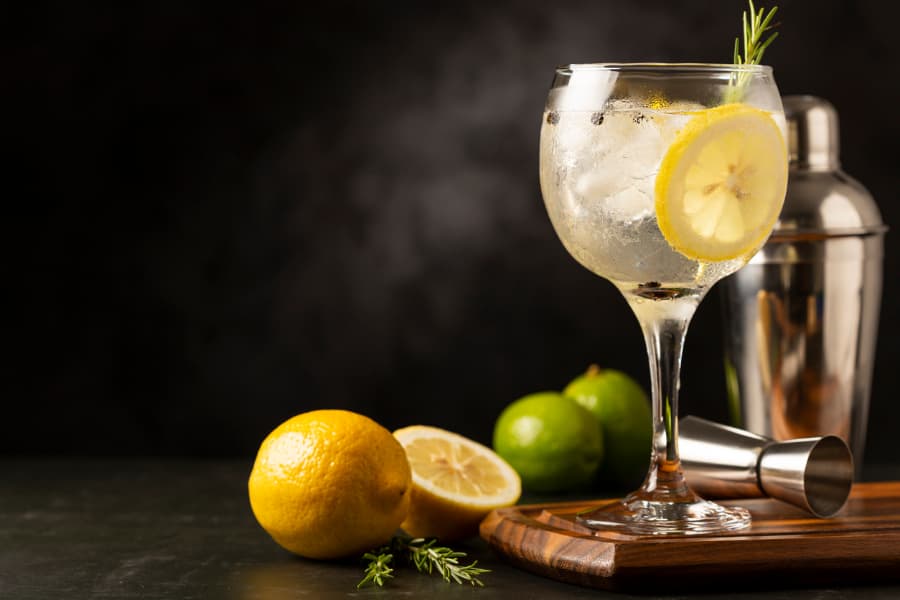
576, 495, 751, 536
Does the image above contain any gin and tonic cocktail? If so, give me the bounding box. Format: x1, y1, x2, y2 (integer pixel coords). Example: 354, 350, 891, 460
540, 64, 787, 534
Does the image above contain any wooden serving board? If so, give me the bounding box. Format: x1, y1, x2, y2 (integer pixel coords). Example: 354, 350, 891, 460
480, 482, 900, 592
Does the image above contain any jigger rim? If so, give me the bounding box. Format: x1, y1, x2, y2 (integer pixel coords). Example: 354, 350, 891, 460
802, 435, 854, 518
760, 434, 854, 518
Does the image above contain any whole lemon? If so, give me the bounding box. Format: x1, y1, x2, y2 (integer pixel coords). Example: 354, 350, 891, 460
248, 410, 411, 559
564, 365, 651, 486
492, 392, 603, 493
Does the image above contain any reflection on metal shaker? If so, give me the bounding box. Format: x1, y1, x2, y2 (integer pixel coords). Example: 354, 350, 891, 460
721, 96, 886, 474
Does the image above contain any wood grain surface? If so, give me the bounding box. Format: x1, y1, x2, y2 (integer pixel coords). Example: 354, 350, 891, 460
479, 482, 900, 592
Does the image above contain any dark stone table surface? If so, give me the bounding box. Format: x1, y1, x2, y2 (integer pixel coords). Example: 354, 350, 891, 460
2, 459, 900, 599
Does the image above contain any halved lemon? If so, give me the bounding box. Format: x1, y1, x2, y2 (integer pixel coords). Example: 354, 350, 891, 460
394, 425, 521, 540
655, 103, 788, 262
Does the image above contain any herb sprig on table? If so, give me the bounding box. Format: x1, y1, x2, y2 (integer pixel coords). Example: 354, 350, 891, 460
725, 0, 780, 103
358, 536, 490, 588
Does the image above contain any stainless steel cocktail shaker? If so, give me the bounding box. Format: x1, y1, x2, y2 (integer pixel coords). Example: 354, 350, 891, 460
721, 96, 886, 473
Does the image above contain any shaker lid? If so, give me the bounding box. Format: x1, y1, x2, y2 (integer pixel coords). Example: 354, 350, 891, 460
770, 95, 885, 238
785, 95, 840, 170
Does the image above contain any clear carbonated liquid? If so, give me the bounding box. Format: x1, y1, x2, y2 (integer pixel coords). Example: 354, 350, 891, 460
539, 103, 752, 299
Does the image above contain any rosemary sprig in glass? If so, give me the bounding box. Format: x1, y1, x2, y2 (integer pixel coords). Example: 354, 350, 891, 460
357, 536, 490, 589
725, 0, 780, 103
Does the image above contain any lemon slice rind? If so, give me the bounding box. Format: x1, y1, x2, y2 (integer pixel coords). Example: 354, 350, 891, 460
655, 103, 788, 262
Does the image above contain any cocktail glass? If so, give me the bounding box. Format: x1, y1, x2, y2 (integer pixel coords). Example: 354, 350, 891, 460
540, 63, 787, 534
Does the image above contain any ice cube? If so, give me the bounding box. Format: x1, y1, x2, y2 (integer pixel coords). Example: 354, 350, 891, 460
554, 69, 617, 111
575, 169, 629, 201
575, 166, 653, 222
553, 111, 594, 156
596, 108, 666, 183
604, 186, 653, 220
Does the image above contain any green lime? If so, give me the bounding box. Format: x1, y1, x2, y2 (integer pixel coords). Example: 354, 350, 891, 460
564, 365, 651, 486
492, 392, 603, 493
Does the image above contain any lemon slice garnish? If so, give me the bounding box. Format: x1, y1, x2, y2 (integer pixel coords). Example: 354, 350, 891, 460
655, 103, 788, 262
393, 425, 521, 540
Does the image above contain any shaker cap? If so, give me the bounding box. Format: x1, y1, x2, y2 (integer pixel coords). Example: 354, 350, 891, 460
784, 95, 840, 170
770, 95, 885, 238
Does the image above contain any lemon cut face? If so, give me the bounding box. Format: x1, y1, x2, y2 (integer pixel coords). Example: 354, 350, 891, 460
395, 426, 520, 508
393, 425, 521, 540
655, 103, 788, 262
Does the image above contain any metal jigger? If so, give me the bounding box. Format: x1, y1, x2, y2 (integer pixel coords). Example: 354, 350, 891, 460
680, 416, 854, 518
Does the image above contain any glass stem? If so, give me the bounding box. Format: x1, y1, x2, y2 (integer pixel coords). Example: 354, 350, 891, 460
629, 296, 700, 500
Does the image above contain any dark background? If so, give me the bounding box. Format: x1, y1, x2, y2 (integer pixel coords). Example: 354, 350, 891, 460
6, 1, 899, 464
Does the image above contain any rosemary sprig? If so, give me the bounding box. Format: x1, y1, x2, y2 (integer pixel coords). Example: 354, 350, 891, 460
734, 0, 779, 66
407, 537, 490, 586
357, 550, 394, 588
725, 0, 780, 103
357, 536, 490, 588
